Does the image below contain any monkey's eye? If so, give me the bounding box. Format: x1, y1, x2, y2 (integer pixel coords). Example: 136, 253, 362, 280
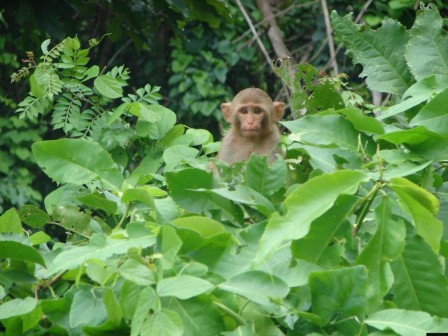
253, 107, 262, 114
240, 107, 248, 114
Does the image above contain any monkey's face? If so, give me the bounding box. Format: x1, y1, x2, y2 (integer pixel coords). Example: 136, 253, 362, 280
236, 104, 268, 138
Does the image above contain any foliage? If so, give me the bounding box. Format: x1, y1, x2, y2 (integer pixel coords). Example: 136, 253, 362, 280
1, 4, 448, 336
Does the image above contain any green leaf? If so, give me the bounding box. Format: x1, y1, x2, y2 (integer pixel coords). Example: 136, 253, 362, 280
292, 194, 357, 266
356, 196, 405, 308
410, 88, 448, 137
44, 233, 155, 276
77, 192, 117, 215
163, 145, 199, 171
29, 231, 51, 245
366, 309, 448, 336
170, 216, 226, 237
94, 74, 124, 99
32, 139, 123, 192
140, 309, 183, 336
337, 108, 384, 134
18, 204, 50, 228
406, 5, 448, 80
0, 297, 37, 319
390, 177, 442, 252
69, 286, 107, 328
135, 105, 177, 140
219, 270, 289, 308
119, 259, 155, 286
157, 275, 214, 299
122, 186, 156, 207
0, 238, 45, 266
391, 235, 448, 317
309, 266, 368, 322
283, 115, 364, 150
245, 154, 287, 196
254, 170, 367, 264
331, 12, 413, 94
0, 208, 22, 234
130, 286, 157, 336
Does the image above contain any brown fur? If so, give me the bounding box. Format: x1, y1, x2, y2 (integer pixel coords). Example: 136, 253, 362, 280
217, 88, 284, 164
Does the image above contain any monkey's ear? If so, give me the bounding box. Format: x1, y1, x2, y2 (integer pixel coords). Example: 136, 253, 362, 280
273, 102, 285, 122
220, 103, 232, 123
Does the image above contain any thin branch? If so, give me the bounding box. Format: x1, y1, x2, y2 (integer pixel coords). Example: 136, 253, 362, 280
320, 0, 338, 75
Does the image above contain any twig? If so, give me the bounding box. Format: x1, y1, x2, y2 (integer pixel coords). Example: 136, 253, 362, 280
320, 0, 338, 75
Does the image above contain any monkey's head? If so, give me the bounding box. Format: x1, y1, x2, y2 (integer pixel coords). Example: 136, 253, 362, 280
220, 88, 284, 138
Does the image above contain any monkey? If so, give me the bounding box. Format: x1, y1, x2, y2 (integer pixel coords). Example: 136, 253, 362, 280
217, 88, 284, 164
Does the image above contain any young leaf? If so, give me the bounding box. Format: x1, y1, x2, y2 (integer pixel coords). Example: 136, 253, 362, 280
0, 297, 38, 320
32, 139, 124, 192
390, 177, 442, 252
391, 235, 448, 317
254, 170, 367, 264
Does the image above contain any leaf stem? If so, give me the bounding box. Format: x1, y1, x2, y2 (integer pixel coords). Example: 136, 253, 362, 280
353, 181, 383, 235
213, 300, 246, 325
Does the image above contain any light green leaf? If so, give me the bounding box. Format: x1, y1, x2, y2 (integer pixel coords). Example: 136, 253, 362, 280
163, 145, 199, 171
29, 231, 51, 245
157, 275, 214, 299
0, 297, 37, 319
32, 139, 123, 192
119, 259, 155, 286
0, 208, 22, 234
130, 286, 157, 336
170, 216, 226, 238
94, 74, 123, 99
410, 88, 448, 137
337, 108, 384, 134
391, 235, 448, 317
309, 266, 368, 322
331, 12, 413, 94
69, 286, 107, 328
282, 115, 361, 150
77, 192, 117, 215
254, 170, 367, 264
122, 186, 156, 207
45, 233, 155, 276
219, 270, 289, 308
140, 309, 183, 336
366, 309, 448, 336
390, 177, 442, 252
135, 104, 177, 140
406, 5, 448, 80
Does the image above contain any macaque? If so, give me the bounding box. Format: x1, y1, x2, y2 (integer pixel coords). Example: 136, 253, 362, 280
217, 88, 284, 164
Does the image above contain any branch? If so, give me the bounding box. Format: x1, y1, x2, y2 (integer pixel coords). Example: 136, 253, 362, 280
320, 0, 338, 75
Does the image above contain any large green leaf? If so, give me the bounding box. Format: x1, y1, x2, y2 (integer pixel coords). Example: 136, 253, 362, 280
337, 108, 384, 134
283, 115, 362, 150
405, 4, 448, 80
245, 154, 287, 196
44, 233, 155, 276
219, 270, 289, 310
140, 309, 183, 336
331, 12, 413, 94
309, 265, 368, 322
410, 88, 448, 137
356, 196, 405, 308
69, 286, 107, 328
32, 139, 123, 192
391, 235, 448, 317
0, 237, 45, 266
135, 104, 177, 140
292, 194, 357, 267
157, 275, 214, 300
254, 170, 367, 264
94, 74, 124, 99
390, 177, 442, 252
366, 309, 448, 336
0, 297, 38, 320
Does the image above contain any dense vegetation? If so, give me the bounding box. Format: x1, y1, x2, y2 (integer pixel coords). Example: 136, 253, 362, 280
1, 1, 448, 335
